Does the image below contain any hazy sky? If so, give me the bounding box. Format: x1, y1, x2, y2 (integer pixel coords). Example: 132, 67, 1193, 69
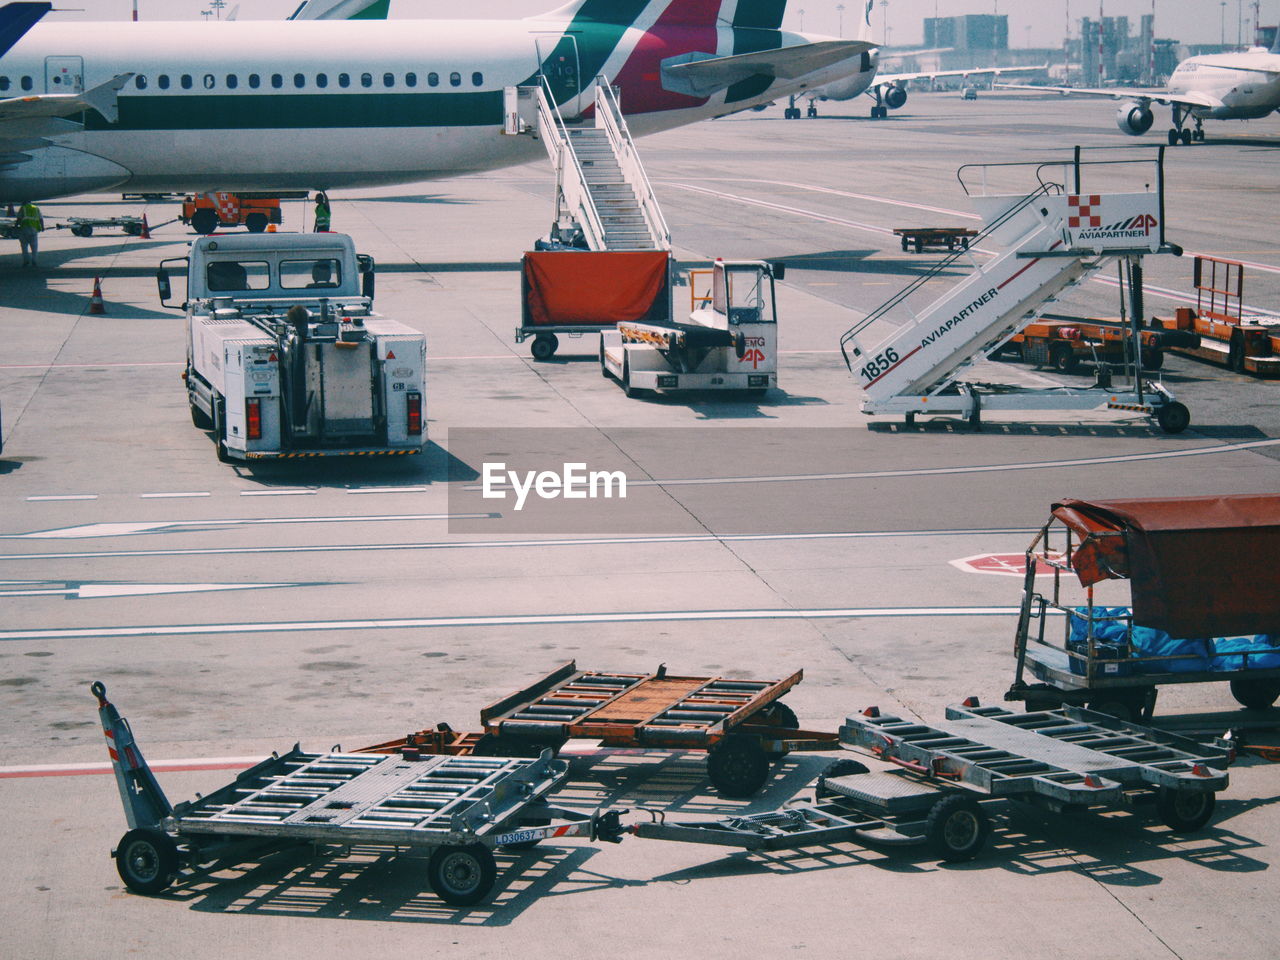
49, 1, 1278, 50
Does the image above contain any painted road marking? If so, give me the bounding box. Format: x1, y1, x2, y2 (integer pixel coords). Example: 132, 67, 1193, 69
3, 512, 497, 540
0, 581, 303, 600
240, 489, 318, 497
0, 528, 1039, 563
139, 492, 210, 499
0, 605, 1022, 641
347, 486, 430, 495
950, 553, 1062, 577
25, 495, 98, 502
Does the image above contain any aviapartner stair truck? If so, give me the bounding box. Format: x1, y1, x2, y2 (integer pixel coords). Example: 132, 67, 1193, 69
841, 148, 1191, 433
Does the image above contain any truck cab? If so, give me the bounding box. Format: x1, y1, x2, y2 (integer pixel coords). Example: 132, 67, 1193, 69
159, 233, 426, 462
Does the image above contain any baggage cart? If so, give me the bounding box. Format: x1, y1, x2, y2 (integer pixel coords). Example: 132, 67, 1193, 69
633, 698, 1230, 862
359, 661, 839, 798
57, 215, 146, 237
1007, 495, 1280, 720
892, 226, 978, 253
93, 682, 625, 906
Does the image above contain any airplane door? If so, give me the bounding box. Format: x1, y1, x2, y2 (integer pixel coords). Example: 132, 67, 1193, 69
45, 56, 84, 94
534, 35, 581, 110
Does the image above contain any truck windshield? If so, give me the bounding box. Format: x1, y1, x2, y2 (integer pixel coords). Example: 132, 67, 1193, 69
206, 260, 269, 292
280, 258, 344, 290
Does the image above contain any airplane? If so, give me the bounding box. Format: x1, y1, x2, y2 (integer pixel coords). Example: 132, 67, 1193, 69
999, 30, 1280, 145
0, 0, 875, 203
784, 56, 1047, 119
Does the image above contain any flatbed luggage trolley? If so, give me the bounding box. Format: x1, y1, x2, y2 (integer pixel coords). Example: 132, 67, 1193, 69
1007, 495, 1280, 721
361, 662, 838, 798
92, 683, 626, 906
633, 698, 1230, 862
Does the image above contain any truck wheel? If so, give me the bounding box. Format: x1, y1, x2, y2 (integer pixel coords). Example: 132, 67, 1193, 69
1155, 401, 1190, 434
1050, 344, 1079, 374
815, 758, 869, 801
1140, 348, 1164, 371
191, 208, 218, 235
244, 213, 268, 233
1156, 787, 1216, 833
1228, 333, 1246, 373
530, 334, 558, 361
427, 844, 496, 907
1229, 677, 1280, 711
189, 401, 213, 431
706, 735, 771, 798
115, 828, 179, 895
925, 794, 990, 862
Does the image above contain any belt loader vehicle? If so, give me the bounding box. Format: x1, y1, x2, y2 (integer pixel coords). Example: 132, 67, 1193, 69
157, 232, 426, 462
601, 259, 783, 397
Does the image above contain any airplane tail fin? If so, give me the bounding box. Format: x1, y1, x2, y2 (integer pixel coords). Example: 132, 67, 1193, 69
288, 0, 389, 20
0, 2, 50, 59
537, 0, 795, 29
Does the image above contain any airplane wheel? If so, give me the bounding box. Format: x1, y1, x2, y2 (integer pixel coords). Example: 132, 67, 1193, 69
1180, 129, 1192, 145
1167, 129, 1179, 146
807, 106, 818, 118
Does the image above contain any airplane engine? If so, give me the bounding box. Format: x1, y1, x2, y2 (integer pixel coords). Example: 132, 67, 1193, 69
883, 84, 908, 110
1116, 101, 1155, 135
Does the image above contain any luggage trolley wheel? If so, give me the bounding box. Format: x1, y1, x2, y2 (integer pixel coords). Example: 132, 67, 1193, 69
115, 828, 180, 895
706, 734, 771, 798
755, 700, 799, 759
1229, 677, 1280, 711
1155, 401, 1190, 435
1155, 788, 1216, 833
925, 794, 990, 863
530, 333, 559, 361
427, 843, 498, 907
815, 758, 870, 801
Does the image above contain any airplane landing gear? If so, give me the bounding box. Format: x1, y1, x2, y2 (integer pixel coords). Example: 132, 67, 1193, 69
784, 95, 802, 119
1167, 106, 1194, 145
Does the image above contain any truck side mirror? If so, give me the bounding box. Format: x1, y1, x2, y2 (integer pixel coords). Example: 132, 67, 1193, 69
358, 254, 376, 300
156, 268, 172, 305
770, 263, 786, 281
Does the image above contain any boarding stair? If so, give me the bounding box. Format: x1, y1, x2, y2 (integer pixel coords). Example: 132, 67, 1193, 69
840, 150, 1185, 428
511, 75, 670, 252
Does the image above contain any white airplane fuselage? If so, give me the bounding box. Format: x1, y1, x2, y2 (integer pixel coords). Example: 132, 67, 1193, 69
0, 16, 864, 201
1168, 51, 1280, 120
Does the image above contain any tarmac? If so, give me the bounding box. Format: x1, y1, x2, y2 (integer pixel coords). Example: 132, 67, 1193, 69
1, 91, 1279, 959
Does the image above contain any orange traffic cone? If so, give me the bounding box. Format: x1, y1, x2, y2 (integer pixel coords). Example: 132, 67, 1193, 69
139, 215, 151, 239
266, 222, 276, 233
89, 277, 105, 315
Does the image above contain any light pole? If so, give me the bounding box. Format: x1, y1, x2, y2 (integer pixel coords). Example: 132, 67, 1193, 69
798, 7, 804, 31
1220, 2, 1226, 46
210, 0, 225, 19
837, 4, 845, 38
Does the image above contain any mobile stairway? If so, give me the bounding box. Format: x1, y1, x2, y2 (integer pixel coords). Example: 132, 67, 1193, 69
506, 74, 670, 252
840, 149, 1191, 433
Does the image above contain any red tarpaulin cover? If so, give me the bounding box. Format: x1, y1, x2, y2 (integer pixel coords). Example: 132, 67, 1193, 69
522, 250, 670, 328
1051, 495, 1280, 637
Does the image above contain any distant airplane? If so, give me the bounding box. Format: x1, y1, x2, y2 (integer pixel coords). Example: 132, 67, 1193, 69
1000, 31, 1280, 145
0, 0, 874, 202
787, 54, 1046, 119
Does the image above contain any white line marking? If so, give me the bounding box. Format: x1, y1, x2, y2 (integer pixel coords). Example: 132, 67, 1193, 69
661, 177, 981, 220
3, 513, 494, 540
0, 361, 184, 370
0, 581, 299, 600
346, 486, 429, 495
0, 605, 1021, 641
239, 489, 318, 497
0, 528, 1036, 562
668, 183, 898, 237
139, 492, 210, 499
25, 495, 98, 502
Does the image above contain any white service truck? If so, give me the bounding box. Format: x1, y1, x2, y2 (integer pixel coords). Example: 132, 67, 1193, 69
158, 233, 426, 461
601, 260, 782, 397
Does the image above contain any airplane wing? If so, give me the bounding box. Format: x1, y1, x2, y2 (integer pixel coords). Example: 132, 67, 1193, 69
0, 74, 132, 124
0, 2, 50, 59
664, 40, 877, 98
288, 0, 389, 19
995, 82, 1223, 110
881, 64, 1048, 86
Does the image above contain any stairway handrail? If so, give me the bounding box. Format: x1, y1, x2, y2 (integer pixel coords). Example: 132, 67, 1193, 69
839, 182, 1062, 373
593, 75, 670, 250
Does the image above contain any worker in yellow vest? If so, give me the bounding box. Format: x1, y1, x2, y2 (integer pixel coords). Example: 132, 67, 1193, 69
313, 192, 331, 232
17, 200, 44, 267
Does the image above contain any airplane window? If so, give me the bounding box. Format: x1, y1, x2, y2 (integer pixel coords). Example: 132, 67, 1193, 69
181, 74, 192, 89
280, 258, 343, 289
248, 73, 260, 89
271, 74, 283, 89
427, 72, 439, 87
472, 71, 483, 87
135, 75, 147, 90
449, 72, 461, 87
294, 73, 305, 89
226, 74, 238, 90
0, 78, 9, 92
405, 72, 417, 88
203, 74, 214, 90
338, 73, 350, 88
316, 73, 328, 88
158, 75, 170, 90
383, 72, 394, 88
360, 73, 372, 88
20, 76, 32, 91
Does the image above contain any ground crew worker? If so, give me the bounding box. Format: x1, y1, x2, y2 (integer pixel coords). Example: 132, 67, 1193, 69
313, 192, 331, 232
17, 200, 44, 267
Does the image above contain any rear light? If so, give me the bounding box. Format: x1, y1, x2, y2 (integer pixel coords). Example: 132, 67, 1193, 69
246, 398, 261, 440
1061, 327, 1081, 340
406, 391, 422, 435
